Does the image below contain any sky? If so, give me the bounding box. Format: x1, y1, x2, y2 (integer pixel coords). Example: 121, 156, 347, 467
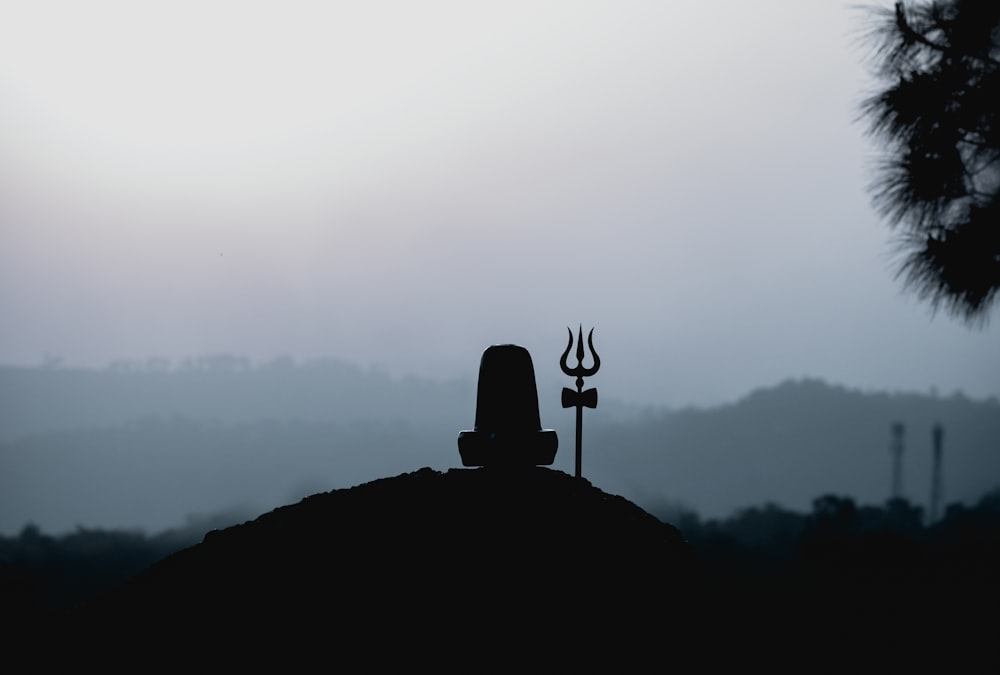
1, 0, 997, 409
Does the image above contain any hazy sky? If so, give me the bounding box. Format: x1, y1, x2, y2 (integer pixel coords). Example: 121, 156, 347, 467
1, 1, 997, 408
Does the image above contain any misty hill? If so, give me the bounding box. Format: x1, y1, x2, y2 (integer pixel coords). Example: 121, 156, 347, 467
1, 360, 998, 535
0, 357, 475, 443
595, 377, 1000, 520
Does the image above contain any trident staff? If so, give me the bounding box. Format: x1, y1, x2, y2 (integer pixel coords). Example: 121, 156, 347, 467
560, 326, 600, 479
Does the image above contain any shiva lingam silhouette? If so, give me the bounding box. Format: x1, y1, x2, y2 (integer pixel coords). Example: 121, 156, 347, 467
457, 344, 558, 467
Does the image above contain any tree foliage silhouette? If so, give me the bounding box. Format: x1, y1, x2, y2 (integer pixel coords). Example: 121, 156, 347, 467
859, 1, 1000, 321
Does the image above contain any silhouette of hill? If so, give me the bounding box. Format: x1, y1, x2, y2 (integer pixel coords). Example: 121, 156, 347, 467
46, 467, 693, 668
23, 466, 995, 670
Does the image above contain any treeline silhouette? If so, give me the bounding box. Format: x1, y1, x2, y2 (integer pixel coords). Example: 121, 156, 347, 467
1, 510, 247, 617
653, 488, 1000, 582
5, 485, 997, 617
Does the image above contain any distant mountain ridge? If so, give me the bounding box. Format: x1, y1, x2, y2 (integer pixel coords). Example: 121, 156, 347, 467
0, 358, 474, 443
1, 360, 991, 441
599, 377, 1000, 519
1, 362, 998, 534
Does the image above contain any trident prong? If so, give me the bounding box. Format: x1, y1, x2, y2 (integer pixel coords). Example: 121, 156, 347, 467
560, 326, 600, 386
560, 325, 600, 478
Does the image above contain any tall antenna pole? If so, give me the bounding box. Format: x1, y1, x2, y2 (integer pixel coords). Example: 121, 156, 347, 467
890, 422, 905, 500
929, 423, 944, 524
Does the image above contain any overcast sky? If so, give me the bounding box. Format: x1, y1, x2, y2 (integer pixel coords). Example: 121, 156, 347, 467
1, 1, 997, 408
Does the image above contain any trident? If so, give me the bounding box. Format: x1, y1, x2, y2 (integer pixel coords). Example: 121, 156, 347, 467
560, 326, 600, 479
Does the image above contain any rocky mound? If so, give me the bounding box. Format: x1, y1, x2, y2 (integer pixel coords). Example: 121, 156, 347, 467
50, 467, 694, 667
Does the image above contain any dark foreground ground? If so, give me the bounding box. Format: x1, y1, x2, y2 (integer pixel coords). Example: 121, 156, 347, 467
8, 467, 999, 671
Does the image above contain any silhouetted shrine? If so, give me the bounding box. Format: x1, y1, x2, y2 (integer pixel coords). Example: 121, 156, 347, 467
457, 344, 558, 467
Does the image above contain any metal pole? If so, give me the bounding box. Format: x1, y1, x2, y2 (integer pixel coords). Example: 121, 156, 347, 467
575, 392, 583, 478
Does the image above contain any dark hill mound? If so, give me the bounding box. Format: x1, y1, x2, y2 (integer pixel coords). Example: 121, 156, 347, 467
26, 467, 993, 670
50, 467, 694, 668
